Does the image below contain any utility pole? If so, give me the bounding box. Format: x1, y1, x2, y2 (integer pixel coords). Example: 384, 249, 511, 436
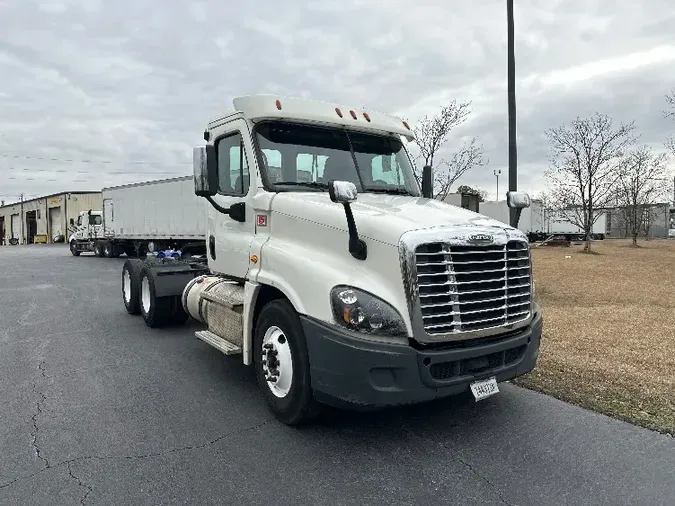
494, 169, 501, 201
20, 193, 24, 245
507, 0, 519, 227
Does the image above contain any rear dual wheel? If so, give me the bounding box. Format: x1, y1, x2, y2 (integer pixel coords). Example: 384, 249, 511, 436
122, 260, 189, 326
138, 266, 190, 328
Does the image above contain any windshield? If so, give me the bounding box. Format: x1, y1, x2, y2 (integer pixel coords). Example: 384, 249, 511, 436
254, 121, 420, 196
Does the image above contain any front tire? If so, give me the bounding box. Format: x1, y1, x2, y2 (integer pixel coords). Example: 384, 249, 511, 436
253, 299, 319, 425
94, 242, 104, 257
138, 266, 174, 328
70, 241, 80, 256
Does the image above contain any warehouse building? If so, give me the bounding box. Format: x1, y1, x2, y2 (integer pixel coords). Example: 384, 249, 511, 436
0, 191, 102, 246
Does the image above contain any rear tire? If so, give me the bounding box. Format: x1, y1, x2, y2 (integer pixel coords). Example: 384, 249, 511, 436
70, 241, 80, 256
122, 259, 143, 315
253, 299, 320, 425
139, 266, 174, 328
103, 242, 115, 258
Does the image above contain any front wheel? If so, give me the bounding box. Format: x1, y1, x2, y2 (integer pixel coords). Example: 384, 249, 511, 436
253, 299, 320, 425
93, 242, 104, 257
69, 241, 80, 256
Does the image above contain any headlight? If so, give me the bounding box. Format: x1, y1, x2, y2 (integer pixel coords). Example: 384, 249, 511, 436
330, 285, 407, 337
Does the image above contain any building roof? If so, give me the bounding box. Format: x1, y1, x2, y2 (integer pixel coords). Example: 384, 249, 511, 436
0, 190, 101, 210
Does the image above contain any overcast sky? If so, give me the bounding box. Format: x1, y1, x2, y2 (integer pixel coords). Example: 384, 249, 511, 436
1, 0, 675, 205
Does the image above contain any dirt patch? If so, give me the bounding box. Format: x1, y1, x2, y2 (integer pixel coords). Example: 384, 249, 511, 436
514, 239, 675, 435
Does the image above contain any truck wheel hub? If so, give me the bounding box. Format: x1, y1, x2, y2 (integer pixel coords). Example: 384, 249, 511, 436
261, 326, 293, 398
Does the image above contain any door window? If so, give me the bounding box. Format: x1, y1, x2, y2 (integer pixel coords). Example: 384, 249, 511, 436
216, 132, 250, 196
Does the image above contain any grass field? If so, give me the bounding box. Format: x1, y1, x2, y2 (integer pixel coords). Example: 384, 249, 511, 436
513, 238, 675, 435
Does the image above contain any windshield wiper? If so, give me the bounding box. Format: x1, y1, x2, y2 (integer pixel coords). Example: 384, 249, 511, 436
364, 187, 412, 195
274, 181, 329, 190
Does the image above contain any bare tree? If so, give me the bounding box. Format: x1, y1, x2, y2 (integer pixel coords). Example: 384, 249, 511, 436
409, 101, 487, 200
615, 145, 668, 246
545, 112, 635, 253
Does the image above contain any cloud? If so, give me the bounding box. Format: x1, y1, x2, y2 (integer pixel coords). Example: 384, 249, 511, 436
1, 0, 674, 204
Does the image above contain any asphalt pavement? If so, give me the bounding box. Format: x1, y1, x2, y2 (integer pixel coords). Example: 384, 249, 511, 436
1, 245, 673, 506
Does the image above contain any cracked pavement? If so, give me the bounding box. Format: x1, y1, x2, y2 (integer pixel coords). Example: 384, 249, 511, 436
1, 245, 674, 506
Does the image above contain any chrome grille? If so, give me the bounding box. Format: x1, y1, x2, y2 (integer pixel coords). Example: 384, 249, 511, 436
415, 240, 531, 335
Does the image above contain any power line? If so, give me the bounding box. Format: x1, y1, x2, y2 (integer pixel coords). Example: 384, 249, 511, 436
0, 152, 181, 165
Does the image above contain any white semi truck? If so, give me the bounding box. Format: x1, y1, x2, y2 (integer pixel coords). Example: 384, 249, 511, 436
69, 176, 207, 258
119, 96, 542, 425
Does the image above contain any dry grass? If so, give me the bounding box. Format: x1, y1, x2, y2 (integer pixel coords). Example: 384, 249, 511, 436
513, 239, 675, 435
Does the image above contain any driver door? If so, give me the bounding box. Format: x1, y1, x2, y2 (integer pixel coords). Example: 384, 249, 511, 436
207, 119, 257, 280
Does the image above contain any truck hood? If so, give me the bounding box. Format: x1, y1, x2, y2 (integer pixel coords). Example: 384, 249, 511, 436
270, 193, 514, 246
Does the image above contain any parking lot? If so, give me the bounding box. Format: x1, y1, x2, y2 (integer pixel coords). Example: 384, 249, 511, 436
1, 245, 674, 506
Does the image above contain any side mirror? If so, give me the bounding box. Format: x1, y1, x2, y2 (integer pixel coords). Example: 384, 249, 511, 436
193, 145, 218, 197
328, 180, 358, 203
506, 191, 531, 209
69, 218, 74, 226
421, 165, 433, 199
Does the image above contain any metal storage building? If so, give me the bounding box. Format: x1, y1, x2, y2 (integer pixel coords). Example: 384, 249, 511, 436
0, 191, 102, 245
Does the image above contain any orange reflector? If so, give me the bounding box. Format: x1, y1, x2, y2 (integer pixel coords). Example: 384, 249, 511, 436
363, 112, 371, 122
335, 107, 343, 118
250, 254, 258, 264
343, 308, 350, 323
402, 121, 410, 130
349, 110, 357, 120
275, 99, 282, 110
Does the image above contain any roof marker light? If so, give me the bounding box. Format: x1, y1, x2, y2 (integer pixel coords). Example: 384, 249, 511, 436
275, 99, 282, 110
363, 112, 371, 122
349, 110, 357, 120
335, 107, 343, 118
402, 121, 410, 130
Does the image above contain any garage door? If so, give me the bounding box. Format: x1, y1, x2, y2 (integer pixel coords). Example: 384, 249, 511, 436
10, 214, 20, 240
49, 207, 62, 242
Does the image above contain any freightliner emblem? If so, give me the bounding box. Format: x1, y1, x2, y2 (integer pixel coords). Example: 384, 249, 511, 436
468, 233, 493, 243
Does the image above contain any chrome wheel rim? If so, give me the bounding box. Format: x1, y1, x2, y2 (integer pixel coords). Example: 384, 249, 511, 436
123, 271, 132, 304
261, 326, 293, 398
141, 277, 151, 314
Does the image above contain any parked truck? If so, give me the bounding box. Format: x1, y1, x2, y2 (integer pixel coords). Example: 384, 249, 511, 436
117, 95, 542, 425
69, 176, 207, 258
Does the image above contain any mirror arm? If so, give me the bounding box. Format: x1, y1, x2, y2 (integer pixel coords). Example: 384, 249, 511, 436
206, 196, 231, 216
342, 203, 367, 260
511, 207, 523, 229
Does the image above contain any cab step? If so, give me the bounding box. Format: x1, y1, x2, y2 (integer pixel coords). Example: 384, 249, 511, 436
195, 330, 242, 355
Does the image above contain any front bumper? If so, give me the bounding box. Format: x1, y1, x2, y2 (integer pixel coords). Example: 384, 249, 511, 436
301, 310, 542, 409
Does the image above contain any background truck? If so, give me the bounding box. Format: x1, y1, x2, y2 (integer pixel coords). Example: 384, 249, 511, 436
69, 176, 207, 258
118, 95, 542, 426
478, 200, 606, 242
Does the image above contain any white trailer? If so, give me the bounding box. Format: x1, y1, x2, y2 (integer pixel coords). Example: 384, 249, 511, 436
478, 200, 544, 235
478, 200, 606, 242
546, 210, 607, 241
68, 176, 207, 258
117, 95, 543, 425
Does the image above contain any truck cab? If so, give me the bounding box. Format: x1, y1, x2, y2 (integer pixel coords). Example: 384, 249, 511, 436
68, 210, 103, 255
122, 95, 542, 425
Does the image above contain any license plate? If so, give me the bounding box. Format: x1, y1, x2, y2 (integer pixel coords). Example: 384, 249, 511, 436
470, 377, 499, 401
